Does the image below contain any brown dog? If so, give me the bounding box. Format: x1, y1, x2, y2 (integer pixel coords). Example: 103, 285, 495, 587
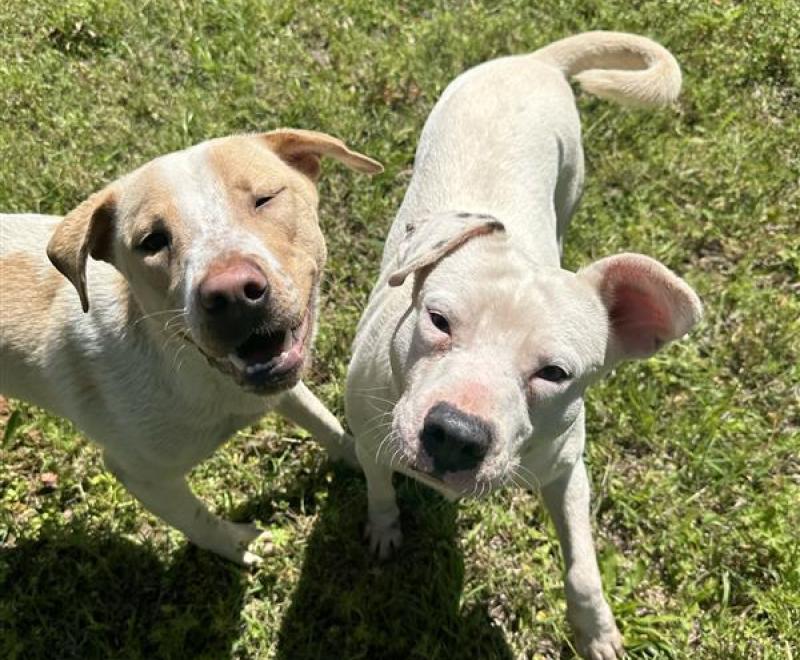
0, 129, 381, 564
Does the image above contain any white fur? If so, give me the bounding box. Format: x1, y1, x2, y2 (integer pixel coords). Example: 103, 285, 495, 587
346, 32, 700, 659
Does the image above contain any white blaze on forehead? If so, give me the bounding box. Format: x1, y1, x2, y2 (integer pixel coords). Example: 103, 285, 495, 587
158, 142, 228, 236
154, 142, 286, 287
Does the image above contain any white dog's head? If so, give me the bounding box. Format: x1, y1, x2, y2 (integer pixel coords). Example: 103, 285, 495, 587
385, 211, 702, 497
47, 130, 381, 394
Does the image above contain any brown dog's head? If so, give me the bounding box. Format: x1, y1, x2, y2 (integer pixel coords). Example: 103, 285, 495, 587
47, 129, 382, 394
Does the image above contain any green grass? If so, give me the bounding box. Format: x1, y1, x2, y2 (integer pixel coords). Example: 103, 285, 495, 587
1, 1, 798, 658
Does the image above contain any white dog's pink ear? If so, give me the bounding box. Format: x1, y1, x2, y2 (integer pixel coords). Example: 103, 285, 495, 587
47, 188, 116, 313
261, 129, 383, 181
579, 253, 702, 361
388, 212, 506, 286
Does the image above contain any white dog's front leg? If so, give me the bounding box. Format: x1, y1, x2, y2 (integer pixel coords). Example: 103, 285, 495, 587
275, 381, 358, 467
541, 461, 623, 660
356, 441, 402, 559
106, 457, 270, 566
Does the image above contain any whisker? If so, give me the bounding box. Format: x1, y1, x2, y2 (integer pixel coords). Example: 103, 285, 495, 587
390, 445, 405, 470
162, 324, 190, 348
364, 421, 394, 439
375, 430, 394, 464
163, 314, 186, 331
511, 467, 536, 492
510, 473, 527, 491
515, 463, 541, 490
131, 307, 186, 329
355, 392, 399, 408
353, 384, 394, 394
360, 411, 394, 437
169, 342, 188, 374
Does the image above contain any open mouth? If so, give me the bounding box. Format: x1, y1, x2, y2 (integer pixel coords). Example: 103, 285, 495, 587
226, 307, 312, 390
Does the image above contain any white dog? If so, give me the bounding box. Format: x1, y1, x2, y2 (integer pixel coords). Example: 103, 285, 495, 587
0, 129, 381, 565
346, 32, 701, 659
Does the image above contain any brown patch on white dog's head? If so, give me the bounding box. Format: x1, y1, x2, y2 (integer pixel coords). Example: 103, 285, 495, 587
203, 133, 329, 313
389, 211, 506, 287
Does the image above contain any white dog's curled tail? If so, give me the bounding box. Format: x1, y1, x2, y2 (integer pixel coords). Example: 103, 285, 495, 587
532, 31, 681, 107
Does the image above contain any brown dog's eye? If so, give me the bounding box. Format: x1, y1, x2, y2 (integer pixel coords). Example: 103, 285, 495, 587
138, 231, 170, 254
535, 365, 571, 383
428, 310, 451, 335
254, 195, 275, 210
254, 187, 285, 210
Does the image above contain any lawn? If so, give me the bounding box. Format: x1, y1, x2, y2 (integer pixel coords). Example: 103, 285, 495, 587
0, 1, 798, 658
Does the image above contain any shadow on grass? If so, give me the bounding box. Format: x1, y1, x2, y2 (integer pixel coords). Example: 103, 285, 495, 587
274, 467, 514, 660
0, 521, 247, 660
0, 465, 516, 660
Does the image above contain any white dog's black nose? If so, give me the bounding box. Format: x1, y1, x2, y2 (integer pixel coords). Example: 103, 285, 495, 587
420, 402, 492, 473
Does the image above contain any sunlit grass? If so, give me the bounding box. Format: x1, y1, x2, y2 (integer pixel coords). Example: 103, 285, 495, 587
1, 1, 798, 658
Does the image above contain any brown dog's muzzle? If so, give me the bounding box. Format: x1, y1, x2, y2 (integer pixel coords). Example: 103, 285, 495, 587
194, 254, 313, 393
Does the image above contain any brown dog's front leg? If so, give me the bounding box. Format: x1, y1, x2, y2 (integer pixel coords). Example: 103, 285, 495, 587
275, 382, 358, 467
106, 455, 270, 565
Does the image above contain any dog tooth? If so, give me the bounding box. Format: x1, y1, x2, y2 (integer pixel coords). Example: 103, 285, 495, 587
282, 328, 293, 352
229, 353, 247, 371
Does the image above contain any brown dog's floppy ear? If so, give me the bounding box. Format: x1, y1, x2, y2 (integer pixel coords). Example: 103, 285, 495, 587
46, 188, 116, 313
579, 252, 702, 363
261, 128, 383, 181
388, 211, 506, 287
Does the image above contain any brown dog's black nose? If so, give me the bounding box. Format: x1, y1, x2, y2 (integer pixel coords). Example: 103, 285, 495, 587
420, 402, 492, 474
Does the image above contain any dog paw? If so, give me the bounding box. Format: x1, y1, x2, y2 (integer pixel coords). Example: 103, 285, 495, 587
326, 432, 360, 469
216, 524, 274, 566
364, 519, 403, 559
576, 626, 624, 660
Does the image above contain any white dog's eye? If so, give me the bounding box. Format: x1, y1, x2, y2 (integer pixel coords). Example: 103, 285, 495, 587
428, 310, 451, 335
535, 365, 571, 383
138, 231, 170, 254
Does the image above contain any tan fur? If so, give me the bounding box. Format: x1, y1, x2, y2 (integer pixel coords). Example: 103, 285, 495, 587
0, 252, 68, 404
207, 135, 326, 313
109, 165, 186, 319
262, 128, 383, 181
1, 129, 381, 564
0, 252, 63, 354
46, 189, 116, 312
